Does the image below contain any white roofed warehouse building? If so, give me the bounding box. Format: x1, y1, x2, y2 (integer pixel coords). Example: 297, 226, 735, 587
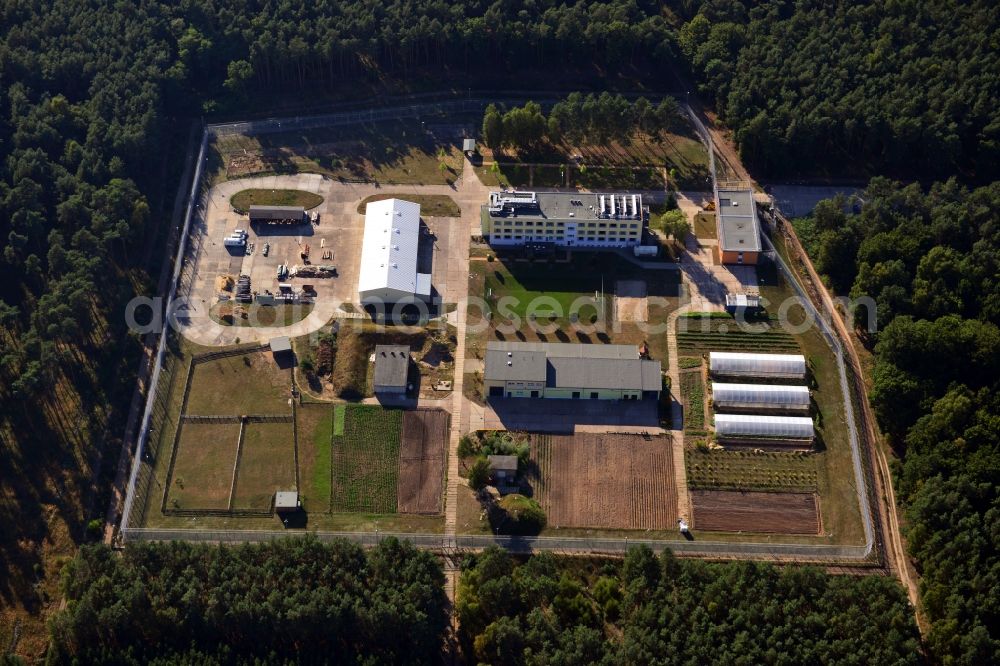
358, 198, 432, 305
709, 352, 806, 380
713, 413, 815, 447
711, 382, 811, 413
483, 341, 661, 401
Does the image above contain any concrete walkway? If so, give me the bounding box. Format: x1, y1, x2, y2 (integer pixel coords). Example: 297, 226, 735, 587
665, 301, 693, 524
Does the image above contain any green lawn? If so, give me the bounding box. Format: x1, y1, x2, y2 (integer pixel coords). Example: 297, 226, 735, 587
230, 188, 323, 211
357, 193, 460, 217
483, 260, 609, 323
295, 404, 333, 513
331, 405, 402, 513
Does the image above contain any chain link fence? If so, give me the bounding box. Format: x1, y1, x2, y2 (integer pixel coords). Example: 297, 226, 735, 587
121, 528, 871, 562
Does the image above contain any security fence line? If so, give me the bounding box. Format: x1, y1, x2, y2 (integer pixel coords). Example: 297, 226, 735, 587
120, 96, 879, 565
120, 528, 872, 562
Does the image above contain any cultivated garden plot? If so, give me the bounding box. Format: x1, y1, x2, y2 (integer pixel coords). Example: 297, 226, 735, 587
331, 405, 403, 514
673, 266, 865, 545
692, 490, 821, 535
396, 410, 449, 514
530, 433, 677, 531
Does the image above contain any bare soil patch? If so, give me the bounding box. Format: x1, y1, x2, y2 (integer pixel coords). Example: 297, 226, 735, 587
396, 410, 449, 514
531, 433, 676, 530
614, 280, 648, 322
692, 490, 820, 534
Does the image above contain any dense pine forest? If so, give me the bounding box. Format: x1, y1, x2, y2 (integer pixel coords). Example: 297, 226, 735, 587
1, 0, 998, 661
679, 1, 1000, 179
458, 547, 921, 664
795, 179, 1000, 663
47, 538, 447, 664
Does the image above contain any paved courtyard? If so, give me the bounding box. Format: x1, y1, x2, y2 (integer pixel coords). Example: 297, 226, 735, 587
175, 166, 490, 346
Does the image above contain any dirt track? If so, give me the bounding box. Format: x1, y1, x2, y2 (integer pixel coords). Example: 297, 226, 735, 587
531, 433, 677, 530
692, 490, 820, 534
397, 409, 448, 514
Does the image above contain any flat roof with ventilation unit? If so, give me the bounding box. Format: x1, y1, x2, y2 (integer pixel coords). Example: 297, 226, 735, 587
716, 188, 762, 253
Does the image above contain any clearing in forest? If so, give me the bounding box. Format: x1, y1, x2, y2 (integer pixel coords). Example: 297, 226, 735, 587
530, 433, 677, 530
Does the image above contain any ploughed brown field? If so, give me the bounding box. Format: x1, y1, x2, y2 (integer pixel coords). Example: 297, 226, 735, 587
396, 410, 449, 514
692, 490, 821, 534
531, 433, 677, 530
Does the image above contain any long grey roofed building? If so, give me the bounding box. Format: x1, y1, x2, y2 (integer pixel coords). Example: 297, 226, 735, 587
715, 187, 762, 263
483, 341, 661, 400
248, 205, 306, 222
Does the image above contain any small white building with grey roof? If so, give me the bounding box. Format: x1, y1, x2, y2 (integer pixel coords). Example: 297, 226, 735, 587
483, 341, 661, 401
358, 198, 432, 304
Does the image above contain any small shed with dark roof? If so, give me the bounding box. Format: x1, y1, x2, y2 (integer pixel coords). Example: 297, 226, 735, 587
373, 345, 410, 394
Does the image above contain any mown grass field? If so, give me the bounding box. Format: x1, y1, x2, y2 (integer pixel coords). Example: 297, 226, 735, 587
483, 260, 607, 323
295, 404, 333, 512
167, 422, 240, 509
331, 405, 402, 513
232, 421, 296, 509
185, 352, 291, 415
230, 188, 323, 210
